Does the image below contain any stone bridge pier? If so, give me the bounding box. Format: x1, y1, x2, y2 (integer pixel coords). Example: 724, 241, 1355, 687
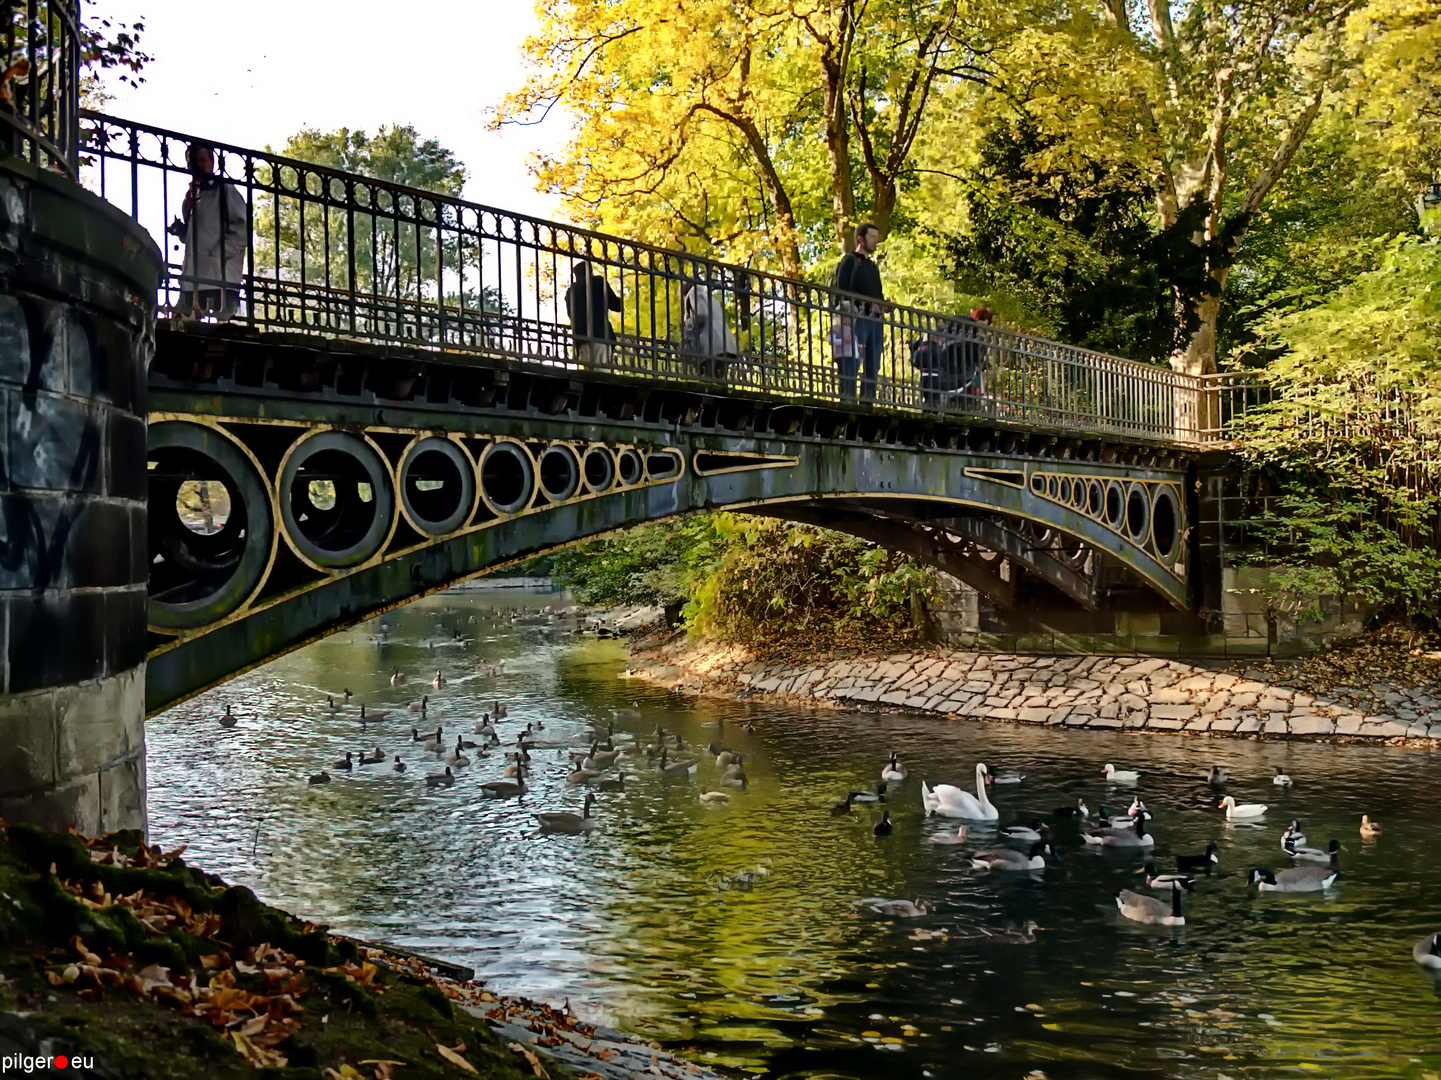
0, 158, 161, 833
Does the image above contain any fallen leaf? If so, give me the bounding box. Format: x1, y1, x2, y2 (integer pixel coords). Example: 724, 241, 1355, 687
435, 1043, 479, 1074
231, 1030, 287, 1069
505, 1042, 548, 1078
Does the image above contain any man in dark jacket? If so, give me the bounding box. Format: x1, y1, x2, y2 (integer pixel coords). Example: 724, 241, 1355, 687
833, 222, 885, 403
565, 260, 622, 366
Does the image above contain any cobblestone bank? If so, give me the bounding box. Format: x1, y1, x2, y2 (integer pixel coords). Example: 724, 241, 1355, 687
627, 636, 1441, 745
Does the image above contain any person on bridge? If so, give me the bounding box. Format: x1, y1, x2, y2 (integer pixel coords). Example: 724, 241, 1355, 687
681, 281, 740, 380
833, 222, 886, 404
565, 260, 623, 367
167, 142, 248, 322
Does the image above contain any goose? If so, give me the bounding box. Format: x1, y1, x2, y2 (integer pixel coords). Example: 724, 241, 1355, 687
325, 696, 341, 714
656, 752, 699, 778
1115, 882, 1185, 925
359, 705, 390, 722
343, 688, 354, 700
979, 921, 1041, 944
970, 840, 1055, 871
444, 738, 470, 768
390, 668, 407, 686
308, 770, 331, 785
1000, 819, 1048, 842
1137, 863, 1195, 891
592, 720, 616, 742
432, 670, 446, 689
408, 695, 429, 713
358, 747, 384, 765
715, 748, 743, 769
392, 756, 406, 772
534, 793, 599, 834
1176, 842, 1219, 871
1083, 817, 1155, 848
567, 766, 602, 784
597, 773, 626, 792
865, 898, 930, 918
830, 794, 855, 817
1286, 838, 1341, 863
849, 783, 887, 803
873, 811, 893, 836
472, 716, 496, 737
1413, 932, 1441, 970
332, 752, 353, 771
1102, 763, 1140, 782
1249, 865, 1339, 892
921, 764, 998, 820
612, 703, 641, 720
881, 753, 908, 783
1360, 815, 1382, 838
1218, 795, 1267, 819
928, 825, 969, 844
1273, 767, 1294, 787
585, 743, 621, 769
699, 789, 731, 803
1054, 798, 1089, 819
425, 766, 455, 788
421, 728, 445, 752
492, 700, 508, 719
718, 771, 749, 790
480, 775, 528, 797
1281, 820, 1308, 847
219, 704, 237, 728
502, 759, 528, 779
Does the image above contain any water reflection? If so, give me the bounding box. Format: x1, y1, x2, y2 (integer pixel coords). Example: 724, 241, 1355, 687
152, 588, 1441, 1078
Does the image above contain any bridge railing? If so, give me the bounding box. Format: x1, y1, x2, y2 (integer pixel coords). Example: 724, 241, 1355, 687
1, 0, 80, 175
78, 111, 1254, 446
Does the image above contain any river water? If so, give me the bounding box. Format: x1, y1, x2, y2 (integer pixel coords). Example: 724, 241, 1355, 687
150, 588, 1441, 1079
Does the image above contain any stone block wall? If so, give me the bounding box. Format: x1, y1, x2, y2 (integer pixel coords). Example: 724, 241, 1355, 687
0, 156, 161, 833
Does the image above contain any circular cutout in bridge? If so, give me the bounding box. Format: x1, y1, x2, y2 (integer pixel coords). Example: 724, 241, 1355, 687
617, 448, 645, 486
480, 441, 535, 514
1104, 481, 1125, 530
279, 430, 395, 569
539, 444, 581, 503
400, 437, 476, 535
1086, 479, 1104, 518
1125, 483, 1151, 544
1151, 485, 1181, 564
583, 446, 615, 493
148, 421, 274, 630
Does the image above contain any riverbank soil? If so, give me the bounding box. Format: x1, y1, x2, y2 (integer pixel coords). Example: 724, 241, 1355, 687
0, 822, 575, 1079
624, 622, 1441, 745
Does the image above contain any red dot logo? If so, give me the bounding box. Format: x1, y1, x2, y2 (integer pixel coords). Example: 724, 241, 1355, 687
55, 1057, 69, 1069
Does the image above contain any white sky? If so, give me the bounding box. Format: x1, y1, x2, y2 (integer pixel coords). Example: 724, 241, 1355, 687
90, 0, 569, 221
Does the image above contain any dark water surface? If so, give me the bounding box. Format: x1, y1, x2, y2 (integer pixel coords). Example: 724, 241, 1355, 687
151, 589, 1441, 1079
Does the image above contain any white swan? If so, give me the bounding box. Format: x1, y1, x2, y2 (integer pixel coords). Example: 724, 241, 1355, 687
920, 764, 997, 820
1218, 795, 1267, 819
1102, 763, 1139, 782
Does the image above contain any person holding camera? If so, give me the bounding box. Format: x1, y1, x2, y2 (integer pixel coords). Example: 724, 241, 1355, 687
167, 142, 248, 322
832, 222, 885, 403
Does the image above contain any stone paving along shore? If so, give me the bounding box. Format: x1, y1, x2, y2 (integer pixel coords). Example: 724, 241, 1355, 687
626, 637, 1441, 744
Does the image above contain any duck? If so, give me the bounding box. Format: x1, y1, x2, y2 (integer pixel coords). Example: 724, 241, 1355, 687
390, 667, 407, 686
1207, 765, 1228, 785
873, 811, 893, 836
991, 770, 1026, 784
865, 898, 930, 918
1138, 863, 1195, 891
1249, 865, 1339, 892
479, 774, 528, 797
534, 793, 599, 833
928, 825, 969, 844
308, 770, 331, 785
597, 773, 626, 792
425, 766, 455, 788
444, 738, 470, 768
1176, 842, 1219, 871
359, 705, 390, 722
1102, 763, 1140, 783
830, 793, 855, 817
432, 670, 446, 689
978, 921, 1041, 944
921, 764, 998, 820
1127, 796, 1149, 818
1054, 798, 1089, 819
612, 703, 641, 720
698, 789, 731, 803
1115, 882, 1185, 925
1284, 838, 1340, 863
219, 704, 237, 728
1413, 932, 1441, 970
343, 688, 354, 700
1082, 817, 1154, 848
881, 753, 908, 783
1281, 820, 1308, 847
408, 695, 429, 713
332, 752, 353, 771
849, 783, 887, 803
1360, 814, 1382, 838
358, 747, 384, 765
567, 766, 602, 785
392, 756, 406, 772
1218, 795, 1267, 819
1096, 807, 1143, 830
970, 840, 1055, 871
1273, 767, 1294, 786
1000, 819, 1048, 842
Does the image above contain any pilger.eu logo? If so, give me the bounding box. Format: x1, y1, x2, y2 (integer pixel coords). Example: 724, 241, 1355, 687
1, 1055, 95, 1073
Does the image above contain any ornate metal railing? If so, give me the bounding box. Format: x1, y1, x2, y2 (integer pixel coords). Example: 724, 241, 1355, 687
0, 0, 79, 174
79, 111, 1257, 445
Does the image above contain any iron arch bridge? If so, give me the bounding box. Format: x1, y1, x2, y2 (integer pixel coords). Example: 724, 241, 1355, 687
72, 114, 1253, 714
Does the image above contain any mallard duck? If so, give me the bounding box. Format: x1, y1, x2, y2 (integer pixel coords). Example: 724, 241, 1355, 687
1249, 865, 1339, 892
332, 752, 353, 771
850, 783, 887, 803
881, 753, 908, 783
432, 670, 446, 689
534, 793, 599, 833
1207, 765, 1228, 785
358, 747, 384, 765
831, 794, 855, 816
873, 811, 893, 836
928, 825, 968, 844
921, 764, 997, 819
1414, 932, 1441, 969
445, 738, 470, 768
1281, 820, 1308, 847
1285, 838, 1341, 863
979, 921, 1041, 944
1137, 863, 1195, 891
1218, 795, 1267, 819
308, 770, 331, 785
1102, 763, 1140, 782
1115, 882, 1185, 925
1176, 842, 1219, 871
219, 704, 237, 728
699, 789, 731, 803
1273, 766, 1294, 786
991, 770, 1026, 784
390, 667, 407, 686
970, 840, 1055, 871
1000, 819, 1048, 842
425, 766, 455, 788
408, 695, 429, 713
597, 773, 625, 792
1083, 818, 1154, 847
865, 898, 930, 918
1054, 798, 1089, 818
392, 756, 406, 772
612, 703, 641, 720
359, 705, 390, 722
1360, 815, 1382, 838
480, 775, 527, 797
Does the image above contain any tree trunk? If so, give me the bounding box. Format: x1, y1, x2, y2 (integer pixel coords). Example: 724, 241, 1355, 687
870, 179, 897, 241
825, 84, 856, 254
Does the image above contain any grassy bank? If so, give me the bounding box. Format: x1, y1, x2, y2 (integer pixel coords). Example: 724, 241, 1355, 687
0, 821, 573, 1079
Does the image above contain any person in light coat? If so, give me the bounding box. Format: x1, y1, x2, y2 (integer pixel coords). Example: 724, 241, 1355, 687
167, 143, 248, 321
681, 282, 739, 379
